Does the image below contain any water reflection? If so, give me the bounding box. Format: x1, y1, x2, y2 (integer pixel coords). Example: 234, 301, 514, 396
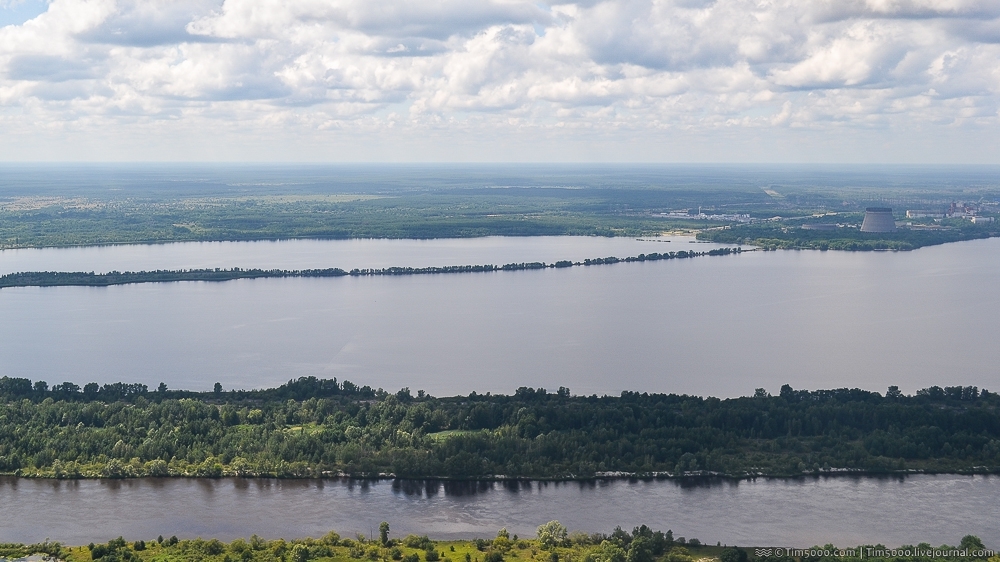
0, 475, 997, 547
388, 479, 495, 497
0, 236, 696, 276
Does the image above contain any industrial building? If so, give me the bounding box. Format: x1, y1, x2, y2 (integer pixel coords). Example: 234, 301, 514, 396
860, 207, 897, 232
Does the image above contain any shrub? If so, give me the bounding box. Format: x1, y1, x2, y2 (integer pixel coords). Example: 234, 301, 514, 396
292, 544, 310, 562
404, 536, 432, 549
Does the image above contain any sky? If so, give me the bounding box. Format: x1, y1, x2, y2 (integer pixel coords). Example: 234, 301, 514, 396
0, 0, 999, 162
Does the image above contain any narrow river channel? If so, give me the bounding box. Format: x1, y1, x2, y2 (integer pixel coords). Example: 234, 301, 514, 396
1, 474, 996, 548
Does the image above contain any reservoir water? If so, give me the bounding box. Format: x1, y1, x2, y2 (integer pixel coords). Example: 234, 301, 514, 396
3, 166, 997, 548
0, 236, 690, 276
1, 236, 999, 397
0, 474, 996, 547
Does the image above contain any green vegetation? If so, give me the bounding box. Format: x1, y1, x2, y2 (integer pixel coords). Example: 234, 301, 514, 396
0, 267, 349, 287
0, 192, 711, 249
0, 524, 994, 562
3, 165, 997, 251
1, 377, 999, 479
697, 220, 1000, 251
0, 248, 741, 289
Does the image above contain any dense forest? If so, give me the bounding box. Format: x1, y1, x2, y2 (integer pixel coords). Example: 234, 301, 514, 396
0, 522, 994, 562
0, 248, 740, 289
1, 377, 998, 479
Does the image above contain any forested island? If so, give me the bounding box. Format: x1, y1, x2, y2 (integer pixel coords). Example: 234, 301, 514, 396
0, 248, 740, 289
1, 377, 998, 480
0, 523, 994, 562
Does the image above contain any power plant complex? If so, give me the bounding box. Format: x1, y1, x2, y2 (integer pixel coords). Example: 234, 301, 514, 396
860, 207, 897, 232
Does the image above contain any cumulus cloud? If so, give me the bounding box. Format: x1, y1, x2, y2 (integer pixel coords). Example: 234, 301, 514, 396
0, 0, 998, 161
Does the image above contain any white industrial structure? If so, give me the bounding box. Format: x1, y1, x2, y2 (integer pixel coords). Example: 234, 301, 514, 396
860, 207, 897, 233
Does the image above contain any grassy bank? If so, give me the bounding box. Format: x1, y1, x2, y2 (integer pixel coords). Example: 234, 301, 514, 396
0, 524, 995, 562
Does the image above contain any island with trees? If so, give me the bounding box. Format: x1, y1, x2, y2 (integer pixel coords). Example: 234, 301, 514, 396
0, 248, 741, 289
1, 377, 998, 480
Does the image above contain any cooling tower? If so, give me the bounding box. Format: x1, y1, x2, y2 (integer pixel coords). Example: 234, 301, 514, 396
861, 207, 897, 233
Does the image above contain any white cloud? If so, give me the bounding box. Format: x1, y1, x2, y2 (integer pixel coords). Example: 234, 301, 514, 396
0, 0, 999, 161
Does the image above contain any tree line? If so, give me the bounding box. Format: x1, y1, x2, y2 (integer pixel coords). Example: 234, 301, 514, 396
1, 377, 998, 479
0, 249, 741, 289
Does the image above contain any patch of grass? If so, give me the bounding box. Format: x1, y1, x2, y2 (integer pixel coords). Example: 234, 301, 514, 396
285, 423, 324, 436
426, 430, 483, 442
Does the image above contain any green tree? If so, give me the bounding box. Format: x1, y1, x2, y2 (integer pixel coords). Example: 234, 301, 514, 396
494, 528, 512, 552
626, 537, 653, 562
596, 541, 626, 562
960, 536, 985, 551
537, 521, 568, 550
292, 544, 309, 562
719, 548, 748, 562
380, 522, 390, 546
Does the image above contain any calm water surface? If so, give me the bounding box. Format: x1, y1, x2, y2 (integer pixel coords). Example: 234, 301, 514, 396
0, 236, 691, 275
1, 236, 999, 396
0, 475, 995, 547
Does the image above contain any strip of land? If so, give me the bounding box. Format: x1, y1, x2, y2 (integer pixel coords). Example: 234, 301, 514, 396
0, 524, 994, 562
1, 377, 996, 480
0, 248, 741, 289
696, 220, 1000, 251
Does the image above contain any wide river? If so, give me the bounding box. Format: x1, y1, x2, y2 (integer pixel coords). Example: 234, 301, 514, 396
1, 235, 999, 397
0, 474, 996, 547
1, 236, 999, 547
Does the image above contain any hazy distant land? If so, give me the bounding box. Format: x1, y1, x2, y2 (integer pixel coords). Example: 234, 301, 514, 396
1, 165, 997, 251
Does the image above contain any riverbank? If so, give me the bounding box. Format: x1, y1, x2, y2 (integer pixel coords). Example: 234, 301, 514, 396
696, 221, 1000, 250
5, 464, 999, 482
1, 525, 994, 562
